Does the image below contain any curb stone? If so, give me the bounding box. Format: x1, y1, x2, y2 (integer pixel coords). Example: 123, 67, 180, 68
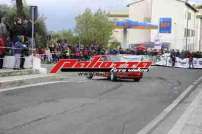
135, 76, 202, 134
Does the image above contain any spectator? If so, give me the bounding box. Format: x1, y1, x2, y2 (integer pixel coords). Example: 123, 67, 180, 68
188, 52, 194, 69
75, 45, 81, 59
20, 43, 28, 69
176, 50, 180, 57
14, 36, 23, 70
45, 48, 52, 63
49, 44, 55, 53
119, 47, 124, 54
170, 49, 176, 67
83, 47, 89, 60
0, 37, 5, 69
61, 47, 70, 59
0, 18, 8, 69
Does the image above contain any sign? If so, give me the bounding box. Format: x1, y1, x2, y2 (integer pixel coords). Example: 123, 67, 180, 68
29, 6, 38, 21
50, 56, 152, 73
159, 18, 172, 33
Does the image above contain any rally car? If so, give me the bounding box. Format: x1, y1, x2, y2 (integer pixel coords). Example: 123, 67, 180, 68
86, 55, 150, 82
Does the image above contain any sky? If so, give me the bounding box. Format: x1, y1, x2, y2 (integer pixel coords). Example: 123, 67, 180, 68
0, 0, 201, 31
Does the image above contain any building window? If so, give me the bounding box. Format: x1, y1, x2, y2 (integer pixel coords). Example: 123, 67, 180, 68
187, 29, 191, 37
188, 12, 191, 20
192, 30, 195, 37
184, 28, 187, 37
184, 29, 193, 37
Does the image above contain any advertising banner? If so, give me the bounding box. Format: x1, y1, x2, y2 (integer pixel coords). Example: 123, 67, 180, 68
159, 18, 172, 33
155, 54, 202, 68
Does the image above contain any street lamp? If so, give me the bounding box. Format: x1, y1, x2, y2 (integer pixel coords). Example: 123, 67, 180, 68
29, 6, 38, 69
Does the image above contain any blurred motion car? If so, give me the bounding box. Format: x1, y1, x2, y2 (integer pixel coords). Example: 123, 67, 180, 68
86, 55, 149, 82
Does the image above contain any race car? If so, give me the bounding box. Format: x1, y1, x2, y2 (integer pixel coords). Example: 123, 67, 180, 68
86, 54, 150, 82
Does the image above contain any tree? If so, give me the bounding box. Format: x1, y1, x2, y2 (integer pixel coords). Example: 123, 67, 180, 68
51, 30, 78, 45
16, 0, 25, 17
0, 2, 48, 48
0, 5, 10, 19
75, 9, 113, 47
35, 17, 48, 48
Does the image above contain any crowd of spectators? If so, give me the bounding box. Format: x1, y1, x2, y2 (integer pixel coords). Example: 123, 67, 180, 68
0, 17, 32, 70
169, 49, 198, 68
36, 39, 202, 65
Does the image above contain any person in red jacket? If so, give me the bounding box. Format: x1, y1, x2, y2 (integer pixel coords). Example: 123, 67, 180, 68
0, 37, 5, 69
83, 47, 89, 60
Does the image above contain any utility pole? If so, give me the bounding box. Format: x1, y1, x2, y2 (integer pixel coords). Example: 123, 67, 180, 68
29, 6, 38, 69
185, 11, 189, 51
31, 6, 35, 69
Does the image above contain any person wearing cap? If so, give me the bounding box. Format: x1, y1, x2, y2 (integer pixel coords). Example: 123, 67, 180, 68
20, 40, 28, 69
13, 36, 24, 70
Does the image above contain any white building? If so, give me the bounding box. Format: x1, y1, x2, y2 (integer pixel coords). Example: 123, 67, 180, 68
197, 9, 202, 51
126, 0, 200, 51
108, 11, 129, 46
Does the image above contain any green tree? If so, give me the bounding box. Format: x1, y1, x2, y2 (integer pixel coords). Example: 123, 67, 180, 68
0, 2, 47, 48
35, 17, 48, 48
75, 9, 113, 47
16, 0, 25, 17
51, 30, 78, 45
0, 5, 10, 19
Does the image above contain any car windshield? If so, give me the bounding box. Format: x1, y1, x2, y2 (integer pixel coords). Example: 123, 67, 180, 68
109, 55, 142, 62
108, 55, 122, 62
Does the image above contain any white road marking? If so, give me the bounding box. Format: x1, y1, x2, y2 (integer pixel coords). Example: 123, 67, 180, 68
0, 80, 87, 93
136, 76, 202, 134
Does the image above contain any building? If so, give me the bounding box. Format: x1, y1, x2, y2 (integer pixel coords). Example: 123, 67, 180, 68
197, 8, 202, 51
122, 0, 201, 51
108, 10, 129, 47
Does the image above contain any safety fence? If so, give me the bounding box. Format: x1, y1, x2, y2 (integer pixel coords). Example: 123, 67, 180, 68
155, 54, 202, 68
1, 45, 201, 70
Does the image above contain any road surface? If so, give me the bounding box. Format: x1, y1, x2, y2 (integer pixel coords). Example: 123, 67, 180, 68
0, 67, 202, 134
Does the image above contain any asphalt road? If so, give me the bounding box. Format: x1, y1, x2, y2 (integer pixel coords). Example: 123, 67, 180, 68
0, 67, 202, 134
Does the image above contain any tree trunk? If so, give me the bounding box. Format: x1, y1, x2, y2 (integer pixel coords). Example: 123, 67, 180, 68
16, 0, 24, 17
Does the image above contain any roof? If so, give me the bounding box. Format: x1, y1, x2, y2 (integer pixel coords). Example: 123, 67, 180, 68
185, 2, 198, 12
127, 0, 144, 7
127, 0, 198, 12
108, 10, 129, 18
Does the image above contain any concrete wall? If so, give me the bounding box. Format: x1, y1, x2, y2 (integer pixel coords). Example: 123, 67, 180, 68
128, 0, 152, 46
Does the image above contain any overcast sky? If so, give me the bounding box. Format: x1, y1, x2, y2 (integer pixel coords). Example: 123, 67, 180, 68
0, 0, 201, 31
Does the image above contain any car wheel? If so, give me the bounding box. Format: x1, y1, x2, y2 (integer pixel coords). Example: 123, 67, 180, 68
86, 73, 94, 79
110, 72, 117, 81
134, 78, 141, 82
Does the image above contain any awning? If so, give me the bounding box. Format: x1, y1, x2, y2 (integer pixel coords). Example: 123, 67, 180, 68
114, 19, 158, 29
